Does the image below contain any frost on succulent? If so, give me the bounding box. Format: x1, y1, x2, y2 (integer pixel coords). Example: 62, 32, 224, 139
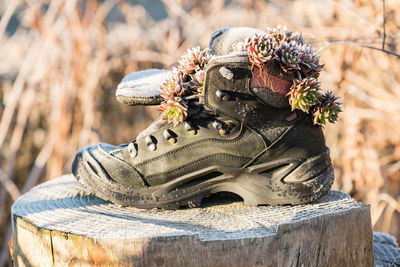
247, 34, 275, 69
159, 47, 211, 124
178, 47, 211, 75
266, 24, 288, 45
299, 44, 323, 78
275, 41, 302, 71
311, 92, 342, 127
177, 47, 210, 94
160, 69, 185, 100
159, 69, 190, 124
242, 25, 324, 77
287, 78, 321, 113
286, 31, 306, 45
160, 100, 188, 125
193, 70, 206, 92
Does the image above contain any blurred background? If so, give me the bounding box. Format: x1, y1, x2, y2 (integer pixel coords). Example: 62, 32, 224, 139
0, 0, 399, 265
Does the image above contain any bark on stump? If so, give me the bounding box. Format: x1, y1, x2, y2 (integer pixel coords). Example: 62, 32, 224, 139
11, 174, 374, 266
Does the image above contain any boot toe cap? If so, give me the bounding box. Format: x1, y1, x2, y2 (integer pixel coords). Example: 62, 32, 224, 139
72, 143, 146, 188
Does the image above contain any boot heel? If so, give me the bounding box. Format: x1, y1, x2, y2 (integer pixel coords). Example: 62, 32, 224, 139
233, 149, 334, 206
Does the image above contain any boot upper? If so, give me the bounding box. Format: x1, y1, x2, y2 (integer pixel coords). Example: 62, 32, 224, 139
74, 26, 340, 189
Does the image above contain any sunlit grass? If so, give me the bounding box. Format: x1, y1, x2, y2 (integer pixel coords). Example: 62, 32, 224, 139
0, 0, 399, 264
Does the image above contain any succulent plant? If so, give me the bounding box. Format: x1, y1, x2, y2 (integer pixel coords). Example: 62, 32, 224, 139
160, 68, 185, 100
158, 26, 342, 127
159, 47, 211, 125
266, 24, 288, 45
192, 70, 206, 93
287, 78, 321, 113
286, 31, 306, 45
275, 40, 302, 71
247, 34, 275, 69
194, 70, 205, 85
299, 44, 323, 78
312, 92, 342, 127
159, 99, 189, 125
159, 48, 210, 125
178, 47, 211, 75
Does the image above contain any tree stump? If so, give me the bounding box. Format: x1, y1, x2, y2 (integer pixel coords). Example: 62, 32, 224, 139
11, 174, 374, 266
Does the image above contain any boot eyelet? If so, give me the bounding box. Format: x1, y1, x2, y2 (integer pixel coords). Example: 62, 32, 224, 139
145, 135, 157, 150
163, 129, 172, 139
145, 135, 153, 145
127, 142, 138, 159
215, 121, 232, 136
219, 129, 228, 136
185, 122, 197, 135
216, 90, 230, 101
219, 67, 234, 80
212, 121, 223, 130
164, 129, 177, 144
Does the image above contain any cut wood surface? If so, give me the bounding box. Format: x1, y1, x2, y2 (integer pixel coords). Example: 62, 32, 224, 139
11, 174, 374, 266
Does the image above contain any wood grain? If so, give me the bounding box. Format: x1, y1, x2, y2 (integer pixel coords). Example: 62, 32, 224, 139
11, 175, 374, 267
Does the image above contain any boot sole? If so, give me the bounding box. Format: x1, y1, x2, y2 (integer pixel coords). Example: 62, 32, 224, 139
72, 149, 334, 209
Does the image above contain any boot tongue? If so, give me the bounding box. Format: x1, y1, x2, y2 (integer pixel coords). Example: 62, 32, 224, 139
116, 69, 167, 106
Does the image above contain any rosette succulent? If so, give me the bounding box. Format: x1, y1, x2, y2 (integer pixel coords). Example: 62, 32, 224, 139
159, 99, 189, 125
159, 47, 211, 125
299, 44, 323, 78
178, 47, 211, 75
193, 70, 206, 93
160, 69, 185, 100
266, 24, 288, 45
247, 34, 275, 69
239, 25, 325, 78
311, 92, 342, 127
275, 40, 302, 71
287, 78, 321, 113
286, 31, 306, 45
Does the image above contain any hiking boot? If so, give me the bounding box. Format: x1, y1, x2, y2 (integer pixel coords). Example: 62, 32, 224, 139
72, 26, 341, 209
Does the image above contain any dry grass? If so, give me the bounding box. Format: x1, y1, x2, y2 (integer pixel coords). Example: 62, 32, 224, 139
0, 0, 399, 265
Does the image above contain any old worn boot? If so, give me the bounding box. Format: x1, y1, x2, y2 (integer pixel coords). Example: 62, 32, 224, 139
72, 26, 341, 209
